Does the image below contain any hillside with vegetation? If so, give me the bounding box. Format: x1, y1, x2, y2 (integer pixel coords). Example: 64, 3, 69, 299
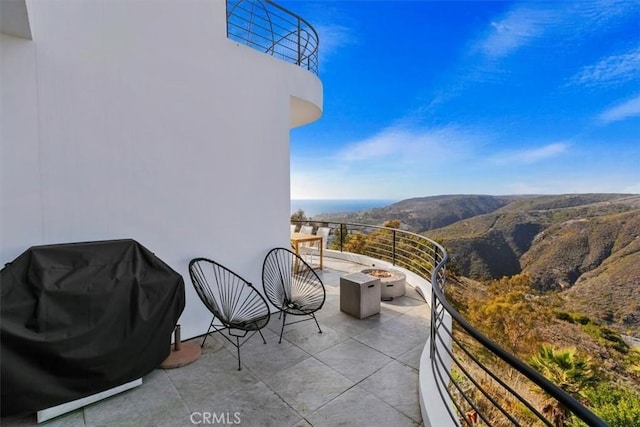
421, 194, 640, 336
312, 194, 640, 336
446, 273, 640, 426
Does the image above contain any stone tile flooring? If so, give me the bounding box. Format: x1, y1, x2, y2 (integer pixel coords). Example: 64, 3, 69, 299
3, 258, 429, 427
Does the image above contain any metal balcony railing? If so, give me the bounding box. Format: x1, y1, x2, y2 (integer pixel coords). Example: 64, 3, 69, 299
226, 0, 319, 75
292, 220, 606, 427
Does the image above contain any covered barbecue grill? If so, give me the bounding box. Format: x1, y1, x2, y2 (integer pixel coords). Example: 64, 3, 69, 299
1, 239, 185, 417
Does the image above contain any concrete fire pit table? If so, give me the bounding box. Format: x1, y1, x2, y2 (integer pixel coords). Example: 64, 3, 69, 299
361, 268, 406, 301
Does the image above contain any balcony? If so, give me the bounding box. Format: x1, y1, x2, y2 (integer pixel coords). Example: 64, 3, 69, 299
225, 0, 322, 128
3, 256, 428, 426
3, 222, 606, 426
226, 0, 319, 75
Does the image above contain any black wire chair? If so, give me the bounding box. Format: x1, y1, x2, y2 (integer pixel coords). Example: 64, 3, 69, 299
262, 247, 326, 343
188, 257, 270, 370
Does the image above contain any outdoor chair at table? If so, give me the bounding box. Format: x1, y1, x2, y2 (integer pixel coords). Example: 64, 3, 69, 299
315, 226, 331, 249
188, 257, 270, 370
308, 226, 330, 265
290, 232, 324, 269
262, 248, 326, 343
299, 225, 313, 235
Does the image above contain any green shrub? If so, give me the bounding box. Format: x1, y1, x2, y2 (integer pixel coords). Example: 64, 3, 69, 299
555, 311, 574, 323
554, 311, 592, 325
582, 323, 601, 340
600, 328, 629, 353
573, 385, 640, 427
574, 314, 591, 325
581, 324, 629, 353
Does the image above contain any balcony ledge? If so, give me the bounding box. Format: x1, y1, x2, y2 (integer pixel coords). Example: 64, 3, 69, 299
0, 0, 33, 39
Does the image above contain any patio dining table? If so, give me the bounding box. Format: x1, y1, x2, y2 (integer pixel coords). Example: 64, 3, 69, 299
290, 232, 323, 269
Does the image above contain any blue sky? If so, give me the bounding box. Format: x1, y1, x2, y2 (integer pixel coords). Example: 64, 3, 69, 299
284, 0, 640, 200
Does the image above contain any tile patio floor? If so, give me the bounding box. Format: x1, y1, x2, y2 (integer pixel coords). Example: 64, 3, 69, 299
3, 258, 430, 427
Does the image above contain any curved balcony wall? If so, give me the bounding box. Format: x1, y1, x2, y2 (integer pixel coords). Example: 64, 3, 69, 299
0, 0, 32, 39
293, 220, 606, 427
226, 0, 322, 128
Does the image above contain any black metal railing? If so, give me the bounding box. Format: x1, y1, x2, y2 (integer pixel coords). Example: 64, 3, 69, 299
226, 0, 319, 74
292, 220, 606, 426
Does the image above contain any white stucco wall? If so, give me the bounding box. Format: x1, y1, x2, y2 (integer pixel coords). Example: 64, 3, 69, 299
1, 0, 322, 339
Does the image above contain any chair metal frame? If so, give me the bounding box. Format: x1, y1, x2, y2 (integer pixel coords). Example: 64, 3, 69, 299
189, 257, 270, 370
262, 247, 326, 343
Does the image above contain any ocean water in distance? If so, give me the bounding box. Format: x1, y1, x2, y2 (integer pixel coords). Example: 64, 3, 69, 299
291, 199, 397, 217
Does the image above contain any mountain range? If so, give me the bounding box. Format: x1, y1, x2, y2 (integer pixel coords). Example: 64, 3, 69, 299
314, 193, 640, 335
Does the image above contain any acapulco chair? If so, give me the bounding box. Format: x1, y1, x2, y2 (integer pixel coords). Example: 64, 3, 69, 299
261, 247, 326, 343
189, 257, 270, 370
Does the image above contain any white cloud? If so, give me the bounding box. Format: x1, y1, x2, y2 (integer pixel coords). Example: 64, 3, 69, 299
491, 142, 569, 165
569, 46, 640, 87
292, 137, 637, 199
576, 0, 638, 28
291, 124, 486, 199
598, 95, 640, 123
336, 125, 482, 165
478, 7, 557, 59
314, 24, 354, 65
338, 128, 407, 162
476, 1, 637, 61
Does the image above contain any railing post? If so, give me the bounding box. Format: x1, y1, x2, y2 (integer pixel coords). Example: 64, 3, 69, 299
297, 18, 301, 65
430, 292, 436, 358
392, 229, 396, 266
429, 245, 440, 363
225, 1, 229, 37
430, 246, 437, 358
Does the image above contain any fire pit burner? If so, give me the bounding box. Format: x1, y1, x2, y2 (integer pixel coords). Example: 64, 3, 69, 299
361, 268, 406, 300
365, 269, 392, 278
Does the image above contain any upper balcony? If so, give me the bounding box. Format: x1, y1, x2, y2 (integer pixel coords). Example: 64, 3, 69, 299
226, 0, 319, 75
225, 0, 322, 128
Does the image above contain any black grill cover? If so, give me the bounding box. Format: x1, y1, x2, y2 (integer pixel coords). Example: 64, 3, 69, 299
0, 239, 185, 416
